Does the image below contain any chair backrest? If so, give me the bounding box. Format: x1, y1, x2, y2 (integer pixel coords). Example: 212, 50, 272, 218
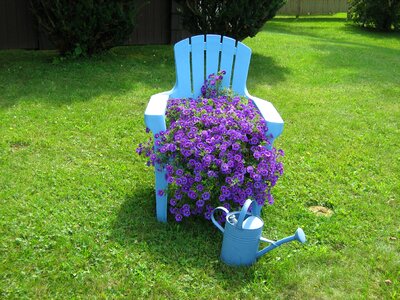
170, 34, 252, 99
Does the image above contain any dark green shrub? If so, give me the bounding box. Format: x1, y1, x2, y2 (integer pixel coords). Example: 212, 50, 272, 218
30, 0, 137, 57
174, 0, 287, 41
348, 0, 400, 31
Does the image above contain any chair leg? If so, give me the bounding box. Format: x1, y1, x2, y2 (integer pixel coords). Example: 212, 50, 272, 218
155, 163, 168, 223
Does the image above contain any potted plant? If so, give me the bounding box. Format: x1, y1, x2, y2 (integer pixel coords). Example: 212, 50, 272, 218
137, 71, 284, 222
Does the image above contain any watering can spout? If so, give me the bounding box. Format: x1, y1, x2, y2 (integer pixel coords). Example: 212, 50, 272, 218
257, 228, 306, 258
294, 228, 306, 243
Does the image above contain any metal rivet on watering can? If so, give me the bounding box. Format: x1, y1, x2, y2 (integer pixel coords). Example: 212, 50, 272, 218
211, 199, 306, 266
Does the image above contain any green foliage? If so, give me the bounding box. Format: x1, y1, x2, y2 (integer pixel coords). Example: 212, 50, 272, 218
348, 0, 400, 31
174, 0, 287, 41
30, 0, 137, 57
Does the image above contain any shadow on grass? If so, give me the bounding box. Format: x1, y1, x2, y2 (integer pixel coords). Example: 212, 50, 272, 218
340, 22, 400, 37
263, 17, 400, 85
275, 17, 348, 23
112, 187, 263, 283
0, 42, 290, 111
309, 42, 400, 85
266, 17, 400, 43
0, 45, 175, 109
247, 53, 289, 89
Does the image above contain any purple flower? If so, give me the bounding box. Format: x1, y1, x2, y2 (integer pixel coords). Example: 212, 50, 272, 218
253, 174, 262, 182
166, 165, 174, 174
175, 214, 183, 222
245, 188, 253, 196
188, 190, 197, 199
157, 189, 164, 196
181, 177, 188, 185
250, 137, 259, 145
221, 163, 230, 172
267, 193, 274, 205
196, 199, 205, 207
202, 192, 210, 200
207, 170, 217, 178
253, 152, 261, 159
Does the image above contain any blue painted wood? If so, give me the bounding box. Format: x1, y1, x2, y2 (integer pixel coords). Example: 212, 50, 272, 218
144, 92, 170, 222
191, 35, 205, 98
219, 36, 236, 89
232, 42, 252, 95
246, 93, 284, 149
172, 38, 192, 98
206, 35, 221, 78
155, 160, 168, 223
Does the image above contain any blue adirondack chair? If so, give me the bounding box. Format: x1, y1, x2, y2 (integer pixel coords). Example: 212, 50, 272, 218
144, 34, 284, 223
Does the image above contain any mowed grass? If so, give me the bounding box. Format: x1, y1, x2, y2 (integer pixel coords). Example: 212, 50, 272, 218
0, 15, 399, 298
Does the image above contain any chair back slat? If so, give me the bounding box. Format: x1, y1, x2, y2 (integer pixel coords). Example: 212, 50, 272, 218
191, 35, 205, 99
205, 35, 222, 78
172, 38, 192, 98
219, 36, 236, 89
232, 42, 252, 95
172, 34, 251, 98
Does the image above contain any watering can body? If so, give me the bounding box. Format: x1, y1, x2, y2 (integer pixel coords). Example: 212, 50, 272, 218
220, 212, 264, 266
212, 199, 306, 266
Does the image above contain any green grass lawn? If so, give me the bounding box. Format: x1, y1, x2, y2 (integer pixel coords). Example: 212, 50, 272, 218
1, 15, 399, 299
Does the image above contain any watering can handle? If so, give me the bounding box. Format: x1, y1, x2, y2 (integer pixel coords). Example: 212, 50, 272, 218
237, 199, 259, 229
211, 207, 229, 233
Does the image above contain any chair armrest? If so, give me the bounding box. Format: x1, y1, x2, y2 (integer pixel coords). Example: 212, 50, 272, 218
246, 92, 284, 141
144, 91, 172, 134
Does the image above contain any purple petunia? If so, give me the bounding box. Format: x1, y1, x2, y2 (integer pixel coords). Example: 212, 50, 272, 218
196, 199, 205, 207
202, 192, 210, 200
232, 143, 240, 151
188, 190, 197, 199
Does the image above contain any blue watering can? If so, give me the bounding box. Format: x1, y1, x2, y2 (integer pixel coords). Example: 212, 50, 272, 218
211, 199, 306, 266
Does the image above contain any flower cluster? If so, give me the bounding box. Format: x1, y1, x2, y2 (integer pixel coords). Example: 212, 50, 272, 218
201, 70, 226, 98
137, 71, 284, 222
